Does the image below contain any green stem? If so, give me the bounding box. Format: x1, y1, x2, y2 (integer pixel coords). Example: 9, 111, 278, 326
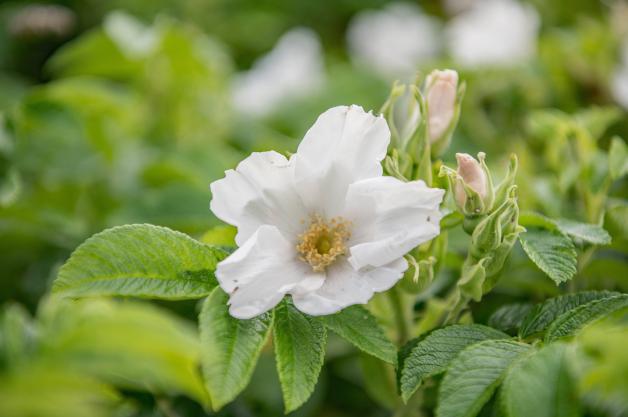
388, 287, 409, 345
444, 292, 470, 325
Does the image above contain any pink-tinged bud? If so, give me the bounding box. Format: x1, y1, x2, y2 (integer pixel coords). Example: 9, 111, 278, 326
426, 69, 459, 144
454, 152, 488, 208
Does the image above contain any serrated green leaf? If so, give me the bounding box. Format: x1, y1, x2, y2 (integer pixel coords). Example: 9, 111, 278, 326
519, 229, 577, 284
555, 219, 611, 245
53, 224, 228, 299
199, 288, 273, 410
488, 303, 534, 334
608, 137, 628, 180
317, 305, 396, 365
501, 343, 580, 417
436, 340, 531, 417
273, 299, 327, 413
545, 294, 628, 342
519, 213, 611, 246
399, 324, 508, 402
519, 291, 618, 338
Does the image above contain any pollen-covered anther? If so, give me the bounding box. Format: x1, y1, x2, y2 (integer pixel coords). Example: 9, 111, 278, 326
296, 215, 352, 272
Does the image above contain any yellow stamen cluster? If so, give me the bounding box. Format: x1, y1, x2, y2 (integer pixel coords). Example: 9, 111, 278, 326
296, 215, 351, 272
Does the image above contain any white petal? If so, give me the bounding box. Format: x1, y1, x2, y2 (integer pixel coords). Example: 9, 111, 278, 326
216, 225, 324, 319
291, 258, 407, 316
210, 151, 306, 246
343, 176, 444, 269
293, 105, 390, 216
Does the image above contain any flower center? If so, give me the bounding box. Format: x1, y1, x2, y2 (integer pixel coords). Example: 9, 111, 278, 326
296, 215, 351, 272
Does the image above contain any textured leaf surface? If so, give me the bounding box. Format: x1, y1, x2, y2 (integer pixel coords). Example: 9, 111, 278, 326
317, 305, 396, 364
436, 340, 531, 417
488, 303, 534, 334
519, 229, 577, 284
274, 300, 327, 413
555, 219, 611, 245
199, 288, 273, 410
519, 291, 618, 338
545, 294, 628, 342
501, 343, 579, 417
400, 324, 508, 402
53, 224, 228, 299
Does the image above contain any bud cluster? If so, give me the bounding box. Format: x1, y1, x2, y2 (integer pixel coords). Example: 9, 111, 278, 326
441, 154, 525, 306
381, 69, 466, 185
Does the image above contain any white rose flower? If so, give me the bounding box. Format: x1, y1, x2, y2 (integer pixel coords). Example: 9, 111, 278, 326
446, 0, 540, 68
231, 27, 325, 117
210, 105, 444, 318
346, 3, 441, 80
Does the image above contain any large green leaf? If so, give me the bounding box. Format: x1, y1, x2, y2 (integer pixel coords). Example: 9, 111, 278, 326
273, 299, 327, 413
399, 324, 508, 402
199, 288, 273, 410
555, 219, 611, 245
53, 224, 228, 299
317, 305, 396, 364
39, 298, 207, 403
519, 228, 577, 284
436, 340, 531, 417
545, 294, 628, 342
501, 343, 580, 417
519, 291, 618, 338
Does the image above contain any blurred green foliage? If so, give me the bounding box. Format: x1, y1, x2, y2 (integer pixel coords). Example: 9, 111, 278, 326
0, 0, 626, 416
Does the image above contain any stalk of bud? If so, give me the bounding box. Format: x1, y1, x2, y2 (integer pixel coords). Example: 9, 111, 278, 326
425, 69, 464, 156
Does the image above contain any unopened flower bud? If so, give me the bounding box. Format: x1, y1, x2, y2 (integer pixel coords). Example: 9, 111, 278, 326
425, 69, 462, 155
454, 152, 491, 210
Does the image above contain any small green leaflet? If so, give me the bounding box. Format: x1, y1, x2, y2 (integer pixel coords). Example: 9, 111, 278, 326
316, 305, 396, 365
554, 219, 611, 246
53, 224, 228, 299
273, 299, 327, 413
519, 212, 611, 246
399, 324, 508, 402
436, 340, 531, 417
519, 291, 619, 338
501, 343, 580, 417
545, 294, 628, 342
519, 228, 577, 284
199, 288, 273, 410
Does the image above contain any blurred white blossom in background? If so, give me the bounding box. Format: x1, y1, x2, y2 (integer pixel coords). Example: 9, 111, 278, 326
104, 11, 160, 58
231, 27, 325, 117
446, 0, 540, 67
346, 3, 441, 80
9, 4, 75, 38
612, 40, 628, 109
